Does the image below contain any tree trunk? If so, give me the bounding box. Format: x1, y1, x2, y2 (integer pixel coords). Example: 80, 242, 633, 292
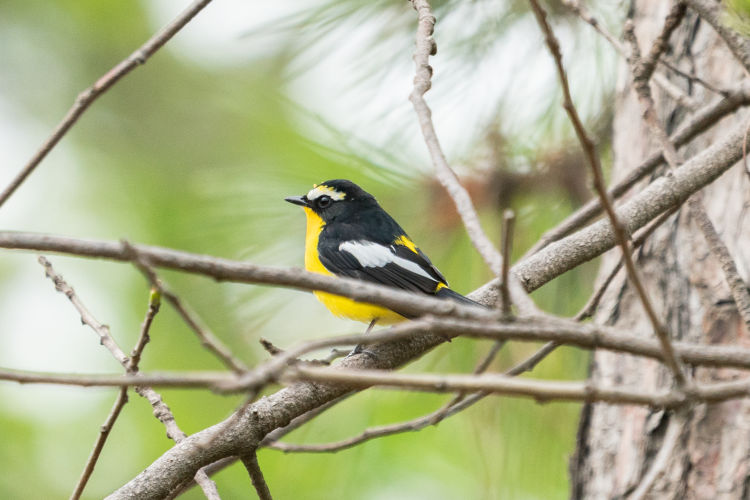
571, 1, 750, 498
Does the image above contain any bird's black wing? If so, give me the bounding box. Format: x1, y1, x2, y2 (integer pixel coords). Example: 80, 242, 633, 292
318, 238, 447, 295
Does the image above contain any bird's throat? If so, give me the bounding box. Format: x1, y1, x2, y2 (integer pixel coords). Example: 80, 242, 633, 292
303, 207, 330, 275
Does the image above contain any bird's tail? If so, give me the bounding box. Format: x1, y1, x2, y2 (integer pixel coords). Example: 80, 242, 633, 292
435, 287, 485, 308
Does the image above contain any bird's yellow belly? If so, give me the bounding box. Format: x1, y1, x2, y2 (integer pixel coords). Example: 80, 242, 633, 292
303, 207, 406, 325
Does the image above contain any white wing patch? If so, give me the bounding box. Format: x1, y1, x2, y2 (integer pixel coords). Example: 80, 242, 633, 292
307, 185, 346, 201
339, 241, 436, 281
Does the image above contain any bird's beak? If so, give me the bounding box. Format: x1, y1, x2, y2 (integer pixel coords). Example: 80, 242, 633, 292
285, 195, 308, 207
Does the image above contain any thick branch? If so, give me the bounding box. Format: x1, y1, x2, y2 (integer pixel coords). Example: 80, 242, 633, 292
515, 120, 750, 290
526, 88, 750, 256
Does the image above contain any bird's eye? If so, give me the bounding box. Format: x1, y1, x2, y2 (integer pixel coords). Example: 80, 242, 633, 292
317, 195, 332, 209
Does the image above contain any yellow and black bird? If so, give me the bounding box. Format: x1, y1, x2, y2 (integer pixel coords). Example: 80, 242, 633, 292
285, 179, 481, 330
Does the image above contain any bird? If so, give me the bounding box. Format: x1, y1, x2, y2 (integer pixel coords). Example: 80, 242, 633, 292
285, 179, 482, 334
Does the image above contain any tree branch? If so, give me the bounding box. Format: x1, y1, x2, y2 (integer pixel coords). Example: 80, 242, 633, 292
70, 290, 161, 500
124, 242, 248, 374
515, 118, 750, 290
525, 87, 750, 256
406, 0, 537, 315
528, 0, 687, 384
241, 453, 273, 500
0, 0, 214, 209
39, 257, 221, 498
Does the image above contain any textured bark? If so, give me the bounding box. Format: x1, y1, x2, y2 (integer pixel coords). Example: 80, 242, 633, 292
571, 2, 750, 499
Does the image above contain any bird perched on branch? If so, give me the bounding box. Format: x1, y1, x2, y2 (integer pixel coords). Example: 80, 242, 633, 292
285, 179, 482, 334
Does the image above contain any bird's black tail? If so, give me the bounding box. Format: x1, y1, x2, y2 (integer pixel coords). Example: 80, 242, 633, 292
435, 287, 485, 308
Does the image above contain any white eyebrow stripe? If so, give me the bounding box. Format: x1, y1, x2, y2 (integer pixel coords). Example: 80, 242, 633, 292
339, 241, 436, 281
307, 185, 346, 201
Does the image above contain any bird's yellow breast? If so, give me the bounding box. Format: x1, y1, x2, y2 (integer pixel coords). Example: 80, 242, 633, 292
302, 207, 405, 324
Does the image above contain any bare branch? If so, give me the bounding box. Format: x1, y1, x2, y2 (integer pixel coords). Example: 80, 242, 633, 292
128, 288, 161, 372
525, 86, 750, 257
690, 202, 750, 331
625, 18, 750, 338
563, 0, 724, 103
576, 207, 679, 321
39, 257, 220, 498
267, 341, 513, 454
407, 0, 500, 276
241, 453, 273, 500
500, 210, 515, 316
624, 22, 683, 169
0, 368, 229, 388
282, 364, 750, 409
15, 235, 496, 322
70, 290, 162, 500
636, 2, 687, 85
0, 0, 214, 209
123, 241, 248, 373
528, 0, 687, 385
515, 117, 750, 291
70, 387, 129, 500
406, 0, 537, 315
38, 256, 129, 365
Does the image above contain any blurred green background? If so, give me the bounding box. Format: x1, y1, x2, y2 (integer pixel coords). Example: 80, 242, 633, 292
0, 0, 621, 498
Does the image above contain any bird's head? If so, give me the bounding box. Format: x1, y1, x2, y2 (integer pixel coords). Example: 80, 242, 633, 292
285, 179, 376, 222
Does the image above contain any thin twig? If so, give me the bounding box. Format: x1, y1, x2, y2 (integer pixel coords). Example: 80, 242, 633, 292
636, 2, 687, 85
0, 0, 214, 209
500, 210, 515, 316
575, 207, 679, 321
658, 56, 730, 98
562, 0, 722, 103
689, 200, 750, 331
284, 364, 738, 408
123, 240, 248, 373
70, 290, 162, 500
625, 18, 750, 340
407, 0, 501, 276
128, 288, 161, 371
624, 22, 683, 169
38, 256, 129, 365
4, 361, 750, 408
268, 340, 555, 455
70, 387, 129, 500
529, 0, 687, 385
259, 338, 284, 356
406, 0, 537, 315
38, 257, 220, 499
241, 452, 273, 500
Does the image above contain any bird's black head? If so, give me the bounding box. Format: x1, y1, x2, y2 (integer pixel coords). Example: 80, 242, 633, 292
285, 179, 377, 222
